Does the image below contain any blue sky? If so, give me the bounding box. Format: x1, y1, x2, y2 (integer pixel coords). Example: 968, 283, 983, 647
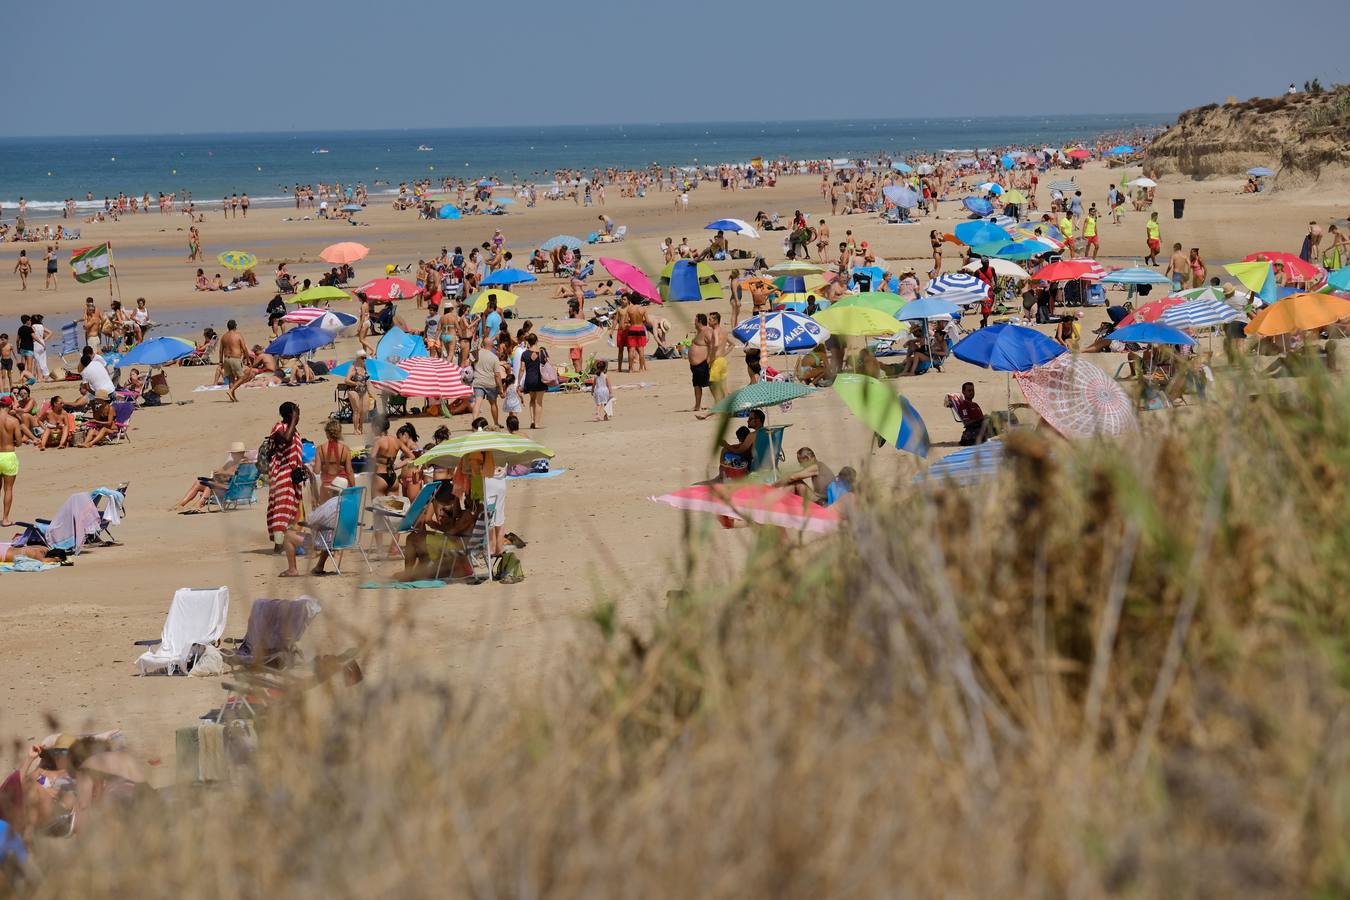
11, 0, 1349, 136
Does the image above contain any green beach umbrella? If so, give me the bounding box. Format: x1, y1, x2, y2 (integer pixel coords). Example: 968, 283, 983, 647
711, 381, 816, 414
832, 373, 930, 457
413, 432, 554, 467
1000, 189, 1027, 205
289, 285, 352, 305
829, 292, 906, 316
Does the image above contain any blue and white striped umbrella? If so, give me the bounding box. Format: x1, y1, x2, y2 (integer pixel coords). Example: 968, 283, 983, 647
1155, 299, 1244, 329
1099, 267, 1174, 286
985, 214, 1019, 232
916, 441, 1006, 486
732, 311, 829, 353
925, 272, 988, 306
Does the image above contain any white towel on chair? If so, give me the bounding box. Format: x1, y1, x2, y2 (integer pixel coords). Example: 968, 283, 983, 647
136, 587, 230, 675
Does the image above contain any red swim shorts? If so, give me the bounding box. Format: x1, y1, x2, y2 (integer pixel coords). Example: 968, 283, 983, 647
1147, 238, 1161, 251
627, 327, 648, 348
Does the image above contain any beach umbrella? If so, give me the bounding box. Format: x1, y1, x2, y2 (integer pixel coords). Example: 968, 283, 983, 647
962, 197, 994, 216
962, 258, 1030, 280
375, 326, 429, 362
711, 381, 816, 414
1049, 180, 1078, 193
437, 204, 462, 220
832, 373, 929, 458
1099, 267, 1173, 285
915, 163, 934, 175
374, 357, 473, 399
773, 273, 832, 294
1000, 154, 1015, 169
1247, 166, 1275, 177
916, 441, 1006, 486
481, 267, 537, 287
1328, 269, 1350, 291
1014, 221, 1065, 242
1242, 251, 1322, 283
537, 319, 603, 348
1155, 299, 1244, 329
896, 297, 960, 321
893, 161, 914, 173
766, 261, 827, 276
882, 185, 918, 207
812, 305, 901, 336
1225, 261, 1280, 306
357, 277, 420, 301
660, 260, 721, 302
320, 242, 370, 265
1032, 259, 1106, 282
831, 292, 906, 316
1244, 293, 1350, 336
313, 311, 356, 335
1067, 148, 1091, 160
289, 285, 350, 305
976, 182, 1004, 195
1000, 189, 1028, 205
265, 324, 335, 357
217, 250, 257, 271
705, 218, 760, 239
652, 483, 840, 534
1106, 145, 1136, 156
118, 336, 194, 367
732, 311, 828, 353
1118, 296, 1188, 326
1128, 177, 1157, 189
849, 266, 886, 291
330, 358, 408, 381
469, 289, 519, 314
952, 323, 1067, 372
1109, 322, 1196, 346
598, 256, 662, 304
1013, 355, 1136, 439
972, 240, 1045, 261
954, 221, 1013, 247
281, 306, 351, 326
414, 431, 553, 466
773, 292, 828, 313
540, 235, 584, 251
1172, 285, 1237, 305
926, 272, 983, 296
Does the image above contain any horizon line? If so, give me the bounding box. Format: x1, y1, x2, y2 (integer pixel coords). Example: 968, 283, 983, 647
1, 111, 1177, 142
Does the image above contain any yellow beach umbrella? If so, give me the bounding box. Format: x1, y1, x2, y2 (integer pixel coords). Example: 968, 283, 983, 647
217, 250, 257, 271
1244, 293, 1350, 337
1000, 189, 1028, 205
469, 289, 519, 314
812, 305, 900, 336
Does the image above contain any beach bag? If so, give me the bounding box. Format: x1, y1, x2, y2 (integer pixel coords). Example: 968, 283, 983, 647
540, 350, 559, 387
494, 552, 525, 584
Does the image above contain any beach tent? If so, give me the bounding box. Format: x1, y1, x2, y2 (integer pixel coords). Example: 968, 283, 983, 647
659, 260, 722, 302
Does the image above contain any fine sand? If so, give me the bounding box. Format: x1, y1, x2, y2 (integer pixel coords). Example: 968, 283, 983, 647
0, 161, 1339, 780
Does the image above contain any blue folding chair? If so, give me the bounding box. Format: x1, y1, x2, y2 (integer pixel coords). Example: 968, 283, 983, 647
751, 425, 790, 479
206, 463, 260, 512
316, 486, 372, 575
369, 480, 442, 558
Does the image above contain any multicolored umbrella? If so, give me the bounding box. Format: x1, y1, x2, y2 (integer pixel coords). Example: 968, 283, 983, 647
812, 305, 901, 336
468, 289, 519, 315
319, 242, 370, 265
832, 373, 929, 457
732, 311, 829, 353
651, 483, 841, 534
711, 381, 816, 414
705, 218, 760, 239
1014, 356, 1136, 439
766, 261, 828, 276
414, 431, 553, 466
1244, 293, 1350, 336
373, 357, 473, 399
916, 441, 1006, 486
599, 256, 662, 304
217, 250, 257, 271
537, 319, 603, 348
357, 277, 420, 301
1242, 251, 1322, 283
1118, 296, 1188, 326
773, 273, 832, 293
289, 285, 350, 305
1225, 261, 1280, 306
660, 260, 721, 301
282, 307, 357, 327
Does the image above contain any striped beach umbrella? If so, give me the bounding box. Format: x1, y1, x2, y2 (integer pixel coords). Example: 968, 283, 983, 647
926, 272, 982, 295
217, 250, 257, 271
1048, 180, 1078, 193
414, 432, 554, 466
732, 311, 829, 353
537, 320, 602, 348
1099, 267, 1173, 286
1155, 299, 1244, 329
373, 357, 472, 399
916, 441, 1006, 486
282, 307, 356, 326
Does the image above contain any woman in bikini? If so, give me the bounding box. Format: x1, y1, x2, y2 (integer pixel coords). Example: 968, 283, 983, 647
316, 418, 355, 500
369, 417, 404, 502
930, 230, 943, 277
395, 423, 423, 500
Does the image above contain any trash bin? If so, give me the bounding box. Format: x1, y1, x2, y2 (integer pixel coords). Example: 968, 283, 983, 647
1173, 198, 1185, 219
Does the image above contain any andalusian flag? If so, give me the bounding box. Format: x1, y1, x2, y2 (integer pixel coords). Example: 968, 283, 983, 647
70, 243, 111, 283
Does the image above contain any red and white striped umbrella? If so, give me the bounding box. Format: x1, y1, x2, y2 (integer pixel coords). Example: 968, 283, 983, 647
282, 306, 354, 326
373, 357, 472, 399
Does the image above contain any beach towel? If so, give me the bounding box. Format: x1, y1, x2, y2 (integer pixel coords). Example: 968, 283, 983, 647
91, 487, 124, 525
505, 468, 567, 481
359, 580, 447, 590
0, 558, 59, 573
46, 493, 102, 553
136, 587, 230, 675
233, 596, 321, 666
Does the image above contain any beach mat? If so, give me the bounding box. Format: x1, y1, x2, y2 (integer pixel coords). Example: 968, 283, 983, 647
359, 580, 446, 590
507, 468, 567, 481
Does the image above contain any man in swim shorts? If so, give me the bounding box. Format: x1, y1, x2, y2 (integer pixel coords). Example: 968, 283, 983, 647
0, 396, 22, 526
221, 320, 254, 402
624, 299, 648, 373
689, 312, 713, 413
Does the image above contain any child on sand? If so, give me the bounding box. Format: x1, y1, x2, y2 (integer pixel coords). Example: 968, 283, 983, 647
502, 373, 522, 418
591, 360, 613, 421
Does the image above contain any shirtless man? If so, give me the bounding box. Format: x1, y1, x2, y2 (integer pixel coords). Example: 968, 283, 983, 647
815, 220, 831, 258
83, 298, 103, 348
221, 320, 253, 402
624, 299, 649, 373
748, 278, 774, 316
689, 312, 714, 413
1165, 243, 1188, 291
0, 398, 21, 525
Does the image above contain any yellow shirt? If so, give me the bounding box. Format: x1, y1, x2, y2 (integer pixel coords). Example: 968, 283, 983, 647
1146, 220, 1160, 240
1083, 216, 1097, 238
1059, 217, 1074, 238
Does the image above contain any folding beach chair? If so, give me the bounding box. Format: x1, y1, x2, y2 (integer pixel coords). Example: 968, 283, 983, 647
134, 587, 231, 675
13, 492, 104, 556
433, 502, 494, 581
314, 485, 372, 575
222, 596, 322, 670
105, 401, 135, 444
611, 225, 627, 242
58, 321, 82, 368
751, 425, 790, 480
368, 480, 440, 558
205, 463, 260, 512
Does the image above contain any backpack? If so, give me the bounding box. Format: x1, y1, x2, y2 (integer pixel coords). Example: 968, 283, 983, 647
494, 552, 525, 584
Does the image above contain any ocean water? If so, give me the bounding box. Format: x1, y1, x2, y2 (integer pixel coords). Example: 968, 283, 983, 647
0, 115, 1167, 218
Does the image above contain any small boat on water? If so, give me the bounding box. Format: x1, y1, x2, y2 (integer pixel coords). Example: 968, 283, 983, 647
312, 147, 330, 154
417, 145, 434, 152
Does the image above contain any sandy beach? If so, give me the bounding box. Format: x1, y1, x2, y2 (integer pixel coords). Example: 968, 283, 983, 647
0, 158, 1343, 781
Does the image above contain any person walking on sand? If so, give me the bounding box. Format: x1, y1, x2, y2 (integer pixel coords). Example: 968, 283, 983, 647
1083, 206, 1100, 259
222, 320, 254, 402
520, 333, 549, 428
1144, 212, 1162, 266
0, 397, 22, 526
689, 312, 714, 413
591, 359, 613, 421
43, 246, 58, 290
1189, 248, 1207, 289
1166, 243, 1188, 291
267, 401, 304, 555
13, 250, 30, 290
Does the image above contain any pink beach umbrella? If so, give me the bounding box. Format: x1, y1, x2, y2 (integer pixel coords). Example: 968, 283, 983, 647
320, 242, 370, 265
652, 483, 840, 534
1014, 355, 1136, 439
356, 277, 420, 301
599, 257, 662, 304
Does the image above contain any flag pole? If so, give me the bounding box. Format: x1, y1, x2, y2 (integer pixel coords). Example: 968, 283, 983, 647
108, 242, 121, 303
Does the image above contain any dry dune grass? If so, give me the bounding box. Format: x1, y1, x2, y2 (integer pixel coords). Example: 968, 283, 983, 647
14, 369, 1350, 899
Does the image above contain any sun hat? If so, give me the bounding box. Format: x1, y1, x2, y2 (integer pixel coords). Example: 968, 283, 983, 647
229, 442, 247, 453
330, 476, 350, 491
357, 349, 367, 358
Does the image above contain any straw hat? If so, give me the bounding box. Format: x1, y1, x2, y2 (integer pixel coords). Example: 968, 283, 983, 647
330, 477, 350, 491
229, 442, 247, 453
